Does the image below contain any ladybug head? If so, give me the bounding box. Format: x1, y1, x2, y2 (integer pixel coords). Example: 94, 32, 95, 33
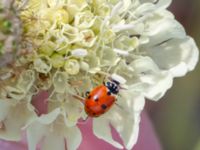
111, 79, 120, 85
103, 73, 127, 94
105, 81, 119, 95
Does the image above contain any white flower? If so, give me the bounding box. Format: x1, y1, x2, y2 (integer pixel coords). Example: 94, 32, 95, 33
27, 108, 82, 150
0, 0, 198, 150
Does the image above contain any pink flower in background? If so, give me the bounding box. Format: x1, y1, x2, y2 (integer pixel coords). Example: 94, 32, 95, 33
0, 0, 198, 149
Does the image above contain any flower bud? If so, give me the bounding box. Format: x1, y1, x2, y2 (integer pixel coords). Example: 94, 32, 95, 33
64, 59, 80, 75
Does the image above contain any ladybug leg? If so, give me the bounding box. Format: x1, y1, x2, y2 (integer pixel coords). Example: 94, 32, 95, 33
115, 103, 124, 110
85, 91, 90, 97
72, 94, 85, 104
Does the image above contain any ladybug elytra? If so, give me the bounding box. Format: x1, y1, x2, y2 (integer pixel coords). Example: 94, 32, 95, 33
84, 80, 120, 117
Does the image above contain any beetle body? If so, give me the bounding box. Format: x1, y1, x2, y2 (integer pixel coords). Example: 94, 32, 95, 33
84, 81, 119, 117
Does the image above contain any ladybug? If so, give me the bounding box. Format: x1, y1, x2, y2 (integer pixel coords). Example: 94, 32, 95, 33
84, 80, 120, 117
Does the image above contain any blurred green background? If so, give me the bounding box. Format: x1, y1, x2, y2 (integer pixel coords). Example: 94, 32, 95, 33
146, 0, 200, 150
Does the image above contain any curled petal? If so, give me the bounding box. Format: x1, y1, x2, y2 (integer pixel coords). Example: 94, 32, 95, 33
144, 72, 173, 101
117, 91, 145, 113
5, 86, 25, 101
33, 56, 52, 74
93, 92, 145, 150
74, 11, 96, 29
17, 70, 35, 92
62, 24, 80, 43
50, 54, 65, 68
145, 37, 199, 77
64, 126, 82, 150
93, 117, 123, 149
109, 106, 141, 150
53, 71, 68, 93
78, 30, 97, 47
155, 0, 172, 10
100, 47, 118, 67
130, 57, 173, 100
114, 60, 135, 85
110, 92, 145, 149
64, 59, 80, 75
142, 18, 186, 44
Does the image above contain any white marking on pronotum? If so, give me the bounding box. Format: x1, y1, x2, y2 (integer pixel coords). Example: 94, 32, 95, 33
111, 73, 127, 84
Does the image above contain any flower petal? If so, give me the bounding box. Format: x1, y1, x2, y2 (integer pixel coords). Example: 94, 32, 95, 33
93, 117, 123, 149
27, 122, 47, 150
64, 126, 82, 150
109, 106, 141, 150
146, 73, 173, 100
106, 91, 145, 149
0, 102, 36, 141
117, 91, 145, 113
0, 101, 10, 121
130, 57, 173, 100
53, 71, 68, 93
142, 18, 186, 46
145, 37, 199, 77
42, 133, 65, 150
34, 56, 52, 74
37, 108, 61, 124
62, 97, 84, 127
16, 70, 35, 92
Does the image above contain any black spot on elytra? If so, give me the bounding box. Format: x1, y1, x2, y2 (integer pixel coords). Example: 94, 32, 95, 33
86, 91, 90, 97
88, 95, 91, 99
93, 113, 96, 116
101, 104, 107, 110
107, 91, 111, 95
94, 97, 99, 102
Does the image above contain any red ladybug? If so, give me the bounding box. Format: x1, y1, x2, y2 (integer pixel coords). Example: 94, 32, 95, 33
84, 80, 120, 117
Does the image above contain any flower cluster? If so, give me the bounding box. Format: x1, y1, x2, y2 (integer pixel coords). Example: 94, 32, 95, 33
0, 0, 199, 150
